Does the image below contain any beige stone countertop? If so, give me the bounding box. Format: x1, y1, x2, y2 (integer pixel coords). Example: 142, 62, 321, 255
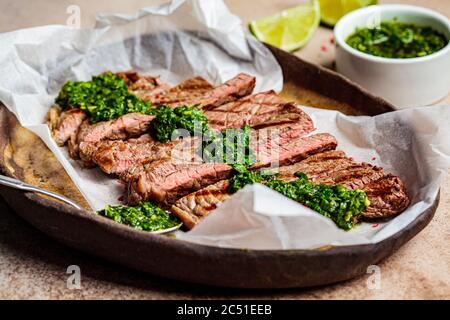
0, 0, 449, 299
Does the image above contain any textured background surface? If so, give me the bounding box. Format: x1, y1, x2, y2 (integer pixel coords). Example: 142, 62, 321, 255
0, 0, 449, 299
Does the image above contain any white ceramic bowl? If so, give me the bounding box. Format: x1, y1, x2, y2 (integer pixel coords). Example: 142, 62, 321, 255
335, 5, 450, 109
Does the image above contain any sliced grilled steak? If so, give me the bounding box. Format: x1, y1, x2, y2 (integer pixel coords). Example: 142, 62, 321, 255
127, 133, 337, 205
360, 174, 410, 219
78, 113, 155, 143
170, 150, 410, 230
278, 153, 410, 219
154, 76, 214, 106
69, 113, 155, 160
47, 106, 87, 146
201, 73, 256, 110
171, 180, 230, 230
50, 72, 166, 148
79, 137, 178, 175
85, 94, 314, 176
252, 133, 337, 169
78, 133, 156, 169
156, 73, 255, 108
117, 71, 171, 103
205, 91, 314, 136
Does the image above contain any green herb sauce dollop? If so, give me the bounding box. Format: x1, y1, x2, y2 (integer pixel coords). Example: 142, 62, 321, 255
150, 105, 209, 143
346, 21, 448, 59
228, 170, 370, 230
201, 125, 255, 167
97, 202, 180, 232
55, 72, 152, 123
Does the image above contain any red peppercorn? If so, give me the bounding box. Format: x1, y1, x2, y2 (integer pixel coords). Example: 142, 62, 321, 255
117, 195, 125, 202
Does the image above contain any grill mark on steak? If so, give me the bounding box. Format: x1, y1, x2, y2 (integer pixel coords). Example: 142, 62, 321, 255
127, 133, 337, 206
171, 150, 410, 229
204, 91, 314, 136
156, 73, 255, 109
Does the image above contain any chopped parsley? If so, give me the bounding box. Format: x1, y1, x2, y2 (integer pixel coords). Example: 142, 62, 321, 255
346, 20, 448, 59
55, 72, 152, 123
97, 202, 180, 232
150, 105, 209, 143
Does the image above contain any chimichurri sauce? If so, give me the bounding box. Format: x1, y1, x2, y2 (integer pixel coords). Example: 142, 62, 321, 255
97, 202, 180, 232
346, 21, 448, 59
56, 72, 152, 123
228, 170, 370, 230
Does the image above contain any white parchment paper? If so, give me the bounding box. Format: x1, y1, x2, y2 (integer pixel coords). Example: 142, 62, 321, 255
0, 0, 449, 250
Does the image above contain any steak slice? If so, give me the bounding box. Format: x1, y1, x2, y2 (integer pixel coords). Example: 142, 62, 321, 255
69, 113, 155, 159
117, 71, 171, 103
205, 91, 314, 135
156, 73, 255, 109
47, 106, 87, 146
201, 73, 256, 110
154, 76, 214, 106
171, 150, 410, 229
80, 137, 178, 175
359, 174, 410, 219
78, 113, 155, 143
171, 180, 230, 230
127, 133, 337, 205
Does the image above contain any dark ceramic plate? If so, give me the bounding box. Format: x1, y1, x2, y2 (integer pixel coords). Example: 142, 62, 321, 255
0, 45, 438, 289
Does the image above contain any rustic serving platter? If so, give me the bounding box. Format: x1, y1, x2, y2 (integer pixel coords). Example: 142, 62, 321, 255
0, 45, 438, 289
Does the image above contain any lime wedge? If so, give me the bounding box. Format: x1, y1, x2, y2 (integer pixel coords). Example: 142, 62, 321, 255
320, 0, 378, 26
249, 0, 320, 52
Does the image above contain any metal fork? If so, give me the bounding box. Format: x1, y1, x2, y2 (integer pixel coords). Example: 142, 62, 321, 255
0, 174, 83, 210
